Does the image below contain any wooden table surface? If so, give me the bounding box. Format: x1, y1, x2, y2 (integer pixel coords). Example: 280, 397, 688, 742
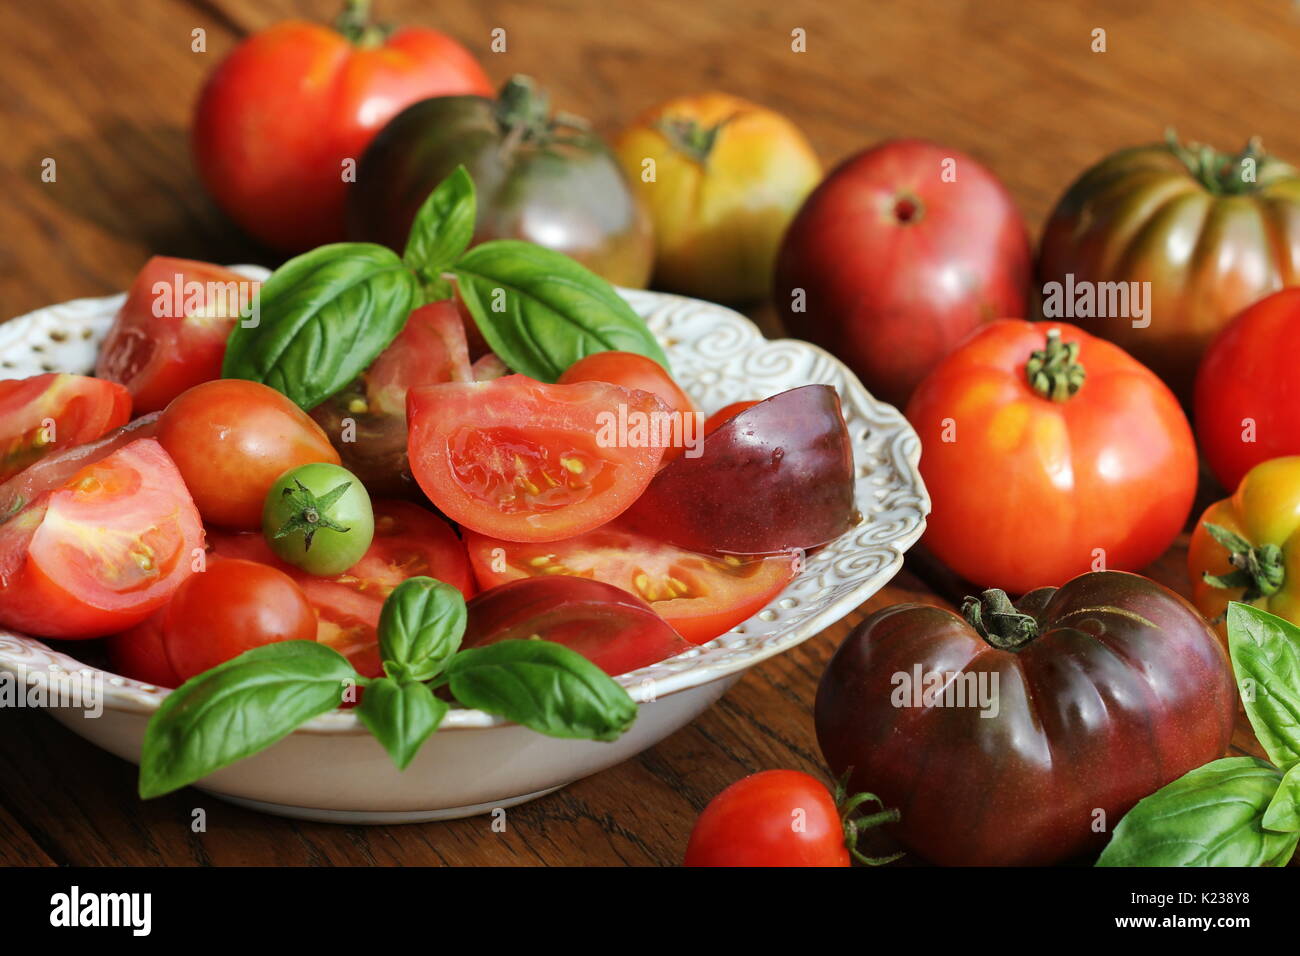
0, 0, 1289, 866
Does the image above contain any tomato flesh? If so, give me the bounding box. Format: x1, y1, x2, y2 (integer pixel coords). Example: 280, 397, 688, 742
0, 374, 131, 482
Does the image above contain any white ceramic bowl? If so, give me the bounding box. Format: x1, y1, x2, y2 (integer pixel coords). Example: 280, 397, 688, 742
0, 268, 928, 822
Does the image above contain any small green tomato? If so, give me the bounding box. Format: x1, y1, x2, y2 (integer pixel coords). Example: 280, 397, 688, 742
263, 463, 374, 576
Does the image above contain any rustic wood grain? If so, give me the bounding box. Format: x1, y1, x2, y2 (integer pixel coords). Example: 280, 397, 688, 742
0, 0, 1288, 865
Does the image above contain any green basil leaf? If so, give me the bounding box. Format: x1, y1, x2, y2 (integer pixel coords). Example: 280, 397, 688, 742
446, 639, 636, 741
356, 678, 449, 770
403, 166, 476, 296
451, 240, 670, 382
1263, 761, 1300, 832
1096, 756, 1299, 867
222, 242, 420, 409
139, 641, 357, 799
378, 576, 466, 683
1227, 602, 1300, 771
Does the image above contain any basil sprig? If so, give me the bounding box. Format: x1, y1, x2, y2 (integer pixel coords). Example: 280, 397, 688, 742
402, 165, 476, 299
1096, 602, 1300, 866
138, 575, 637, 797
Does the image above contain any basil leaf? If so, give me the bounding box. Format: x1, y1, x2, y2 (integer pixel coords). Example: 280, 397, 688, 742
378, 576, 466, 683
222, 243, 420, 409
1227, 602, 1300, 771
356, 678, 449, 770
403, 165, 476, 298
451, 240, 670, 382
1096, 757, 1298, 867
139, 641, 357, 799
1263, 761, 1300, 832
446, 639, 637, 741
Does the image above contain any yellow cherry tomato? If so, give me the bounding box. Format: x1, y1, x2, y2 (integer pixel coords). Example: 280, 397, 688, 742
614, 92, 821, 302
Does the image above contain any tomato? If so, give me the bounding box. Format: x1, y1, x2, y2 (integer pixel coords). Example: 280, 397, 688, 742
0, 439, 203, 639
703, 400, 759, 435
158, 379, 340, 528
163, 559, 317, 682
105, 610, 181, 688
462, 577, 689, 676
815, 572, 1236, 866
310, 300, 471, 496
558, 351, 695, 417
620, 385, 855, 554
95, 257, 256, 414
407, 375, 668, 542
906, 320, 1196, 594
1039, 134, 1300, 399
0, 373, 130, 482
775, 139, 1031, 408
348, 76, 653, 287
211, 500, 474, 678
192, 3, 491, 252
471, 353, 510, 382
1188, 457, 1300, 640
1195, 288, 1300, 491
264, 463, 374, 576
614, 92, 821, 302
463, 526, 798, 644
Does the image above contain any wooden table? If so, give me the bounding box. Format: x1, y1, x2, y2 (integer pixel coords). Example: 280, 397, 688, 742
0, 0, 1287, 866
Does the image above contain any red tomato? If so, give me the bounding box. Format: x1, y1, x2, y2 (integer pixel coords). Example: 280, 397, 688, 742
407, 375, 668, 542
192, 9, 491, 251
0, 439, 203, 638
685, 771, 856, 867
558, 351, 695, 416
163, 559, 317, 682
703, 400, 760, 435
158, 379, 340, 528
774, 139, 1031, 408
1195, 288, 1300, 491
210, 500, 474, 678
95, 257, 255, 414
906, 321, 1197, 593
463, 526, 797, 644
105, 609, 181, 688
0, 373, 130, 482
462, 577, 690, 676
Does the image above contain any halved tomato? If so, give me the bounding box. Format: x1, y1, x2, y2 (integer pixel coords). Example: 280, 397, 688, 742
463, 526, 799, 643
95, 257, 257, 413
0, 373, 131, 482
209, 500, 474, 677
407, 375, 669, 542
0, 439, 203, 638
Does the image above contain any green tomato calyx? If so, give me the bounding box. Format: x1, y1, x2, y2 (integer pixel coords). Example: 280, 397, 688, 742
1202, 523, 1285, 602
273, 478, 353, 551
832, 770, 904, 867
962, 589, 1041, 651
1026, 328, 1086, 402
1165, 129, 1268, 196
655, 117, 729, 165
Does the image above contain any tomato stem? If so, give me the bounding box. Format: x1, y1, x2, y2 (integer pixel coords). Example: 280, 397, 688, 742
961, 589, 1041, 650
1165, 129, 1267, 196
1026, 328, 1085, 401
1201, 523, 1285, 601
833, 769, 904, 866
655, 117, 730, 165
334, 0, 392, 48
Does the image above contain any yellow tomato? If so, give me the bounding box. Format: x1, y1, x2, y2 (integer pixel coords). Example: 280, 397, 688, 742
614, 92, 820, 302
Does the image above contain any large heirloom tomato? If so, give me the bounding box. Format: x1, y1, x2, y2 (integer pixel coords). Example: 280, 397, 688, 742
614, 92, 821, 302
774, 139, 1031, 407
193, 2, 491, 252
1039, 135, 1300, 399
348, 76, 653, 288
815, 572, 1236, 866
906, 321, 1196, 594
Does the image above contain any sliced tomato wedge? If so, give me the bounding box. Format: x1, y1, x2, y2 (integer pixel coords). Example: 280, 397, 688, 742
209, 500, 475, 678
0, 373, 131, 482
95, 257, 256, 414
0, 438, 203, 638
407, 375, 668, 542
464, 526, 799, 644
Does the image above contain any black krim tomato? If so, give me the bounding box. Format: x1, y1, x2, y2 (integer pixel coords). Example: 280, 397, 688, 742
814, 571, 1236, 866
619, 385, 856, 554
347, 74, 653, 288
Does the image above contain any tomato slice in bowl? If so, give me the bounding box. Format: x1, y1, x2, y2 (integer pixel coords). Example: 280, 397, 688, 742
0, 373, 131, 482
407, 375, 668, 542
95, 257, 256, 414
0, 438, 203, 638
464, 527, 799, 644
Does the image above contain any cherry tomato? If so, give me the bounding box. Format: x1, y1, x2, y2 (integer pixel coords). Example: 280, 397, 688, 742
158, 379, 340, 528
0, 373, 130, 482
163, 558, 317, 682
462, 577, 690, 676
558, 351, 695, 417
407, 375, 668, 542
906, 320, 1197, 593
105, 609, 181, 688
0, 439, 203, 639
463, 526, 798, 644
192, 3, 491, 252
95, 257, 255, 413
263, 463, 375, 576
